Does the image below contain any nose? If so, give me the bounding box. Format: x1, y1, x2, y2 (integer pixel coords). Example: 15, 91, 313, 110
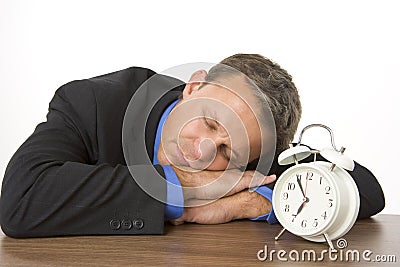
193, 135, 226, 162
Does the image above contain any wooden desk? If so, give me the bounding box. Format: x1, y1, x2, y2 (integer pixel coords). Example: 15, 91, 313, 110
0, 215, 398, 266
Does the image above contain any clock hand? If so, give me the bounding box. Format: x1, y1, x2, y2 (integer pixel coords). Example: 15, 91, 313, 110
304, 172, 309, 197
295, 201, 306, 216
291, 203, 303, 221
296, 176, 306, 197
292, 196, 310, 220
292, 172, 311, 221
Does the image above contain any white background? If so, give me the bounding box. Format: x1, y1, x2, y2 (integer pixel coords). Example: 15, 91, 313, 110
1, 0, 399, 215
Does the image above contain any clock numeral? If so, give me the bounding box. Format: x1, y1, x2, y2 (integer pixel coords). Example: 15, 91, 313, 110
296, 174, 302, 181
319, 177, 322, 185
307, 171, 313, 180
287, 182, 295, 190
291, 214, 296, 222
312, 219, 318, 227
328, 198, 333, 208
282, 192, 288, 200
301, 220, 307, 228
325, 186, 331, 194
321, 211, 327, 220
284, 204, 290, 212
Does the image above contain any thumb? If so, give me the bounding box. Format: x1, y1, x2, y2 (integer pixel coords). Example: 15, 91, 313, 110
168, 209, 188, 226
169, 219, 185, 226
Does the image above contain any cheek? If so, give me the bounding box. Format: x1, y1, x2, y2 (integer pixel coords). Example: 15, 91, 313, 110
179, 119, 205, 139
205, 155, 229, 171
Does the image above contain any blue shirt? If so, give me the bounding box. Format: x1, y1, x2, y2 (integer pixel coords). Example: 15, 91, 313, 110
153, 100, 277, 224
153, 100, 183, 220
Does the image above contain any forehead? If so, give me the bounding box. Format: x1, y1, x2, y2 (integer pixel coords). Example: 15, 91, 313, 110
193, 76, 263, 158
195, 75, 258, 115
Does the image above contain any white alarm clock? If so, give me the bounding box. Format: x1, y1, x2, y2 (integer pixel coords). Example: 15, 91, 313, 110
272, 124, 360, 250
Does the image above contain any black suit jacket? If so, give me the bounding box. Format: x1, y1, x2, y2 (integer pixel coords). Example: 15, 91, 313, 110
0, 67, 385, 237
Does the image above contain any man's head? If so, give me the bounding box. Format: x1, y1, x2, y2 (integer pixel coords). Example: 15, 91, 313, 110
158, 54, 301, 172
214, 54, 302, 157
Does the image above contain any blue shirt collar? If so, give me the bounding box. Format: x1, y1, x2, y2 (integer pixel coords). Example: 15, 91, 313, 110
153, 99, 180, 165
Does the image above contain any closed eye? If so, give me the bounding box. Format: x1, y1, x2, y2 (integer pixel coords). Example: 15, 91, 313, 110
202, 116, 218, 131
219, 144, 231, 161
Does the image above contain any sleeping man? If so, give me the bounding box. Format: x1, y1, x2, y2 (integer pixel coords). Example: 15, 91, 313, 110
0, 54, 384, 237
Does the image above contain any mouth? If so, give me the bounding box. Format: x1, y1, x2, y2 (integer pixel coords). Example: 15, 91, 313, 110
175, 145, 190, 167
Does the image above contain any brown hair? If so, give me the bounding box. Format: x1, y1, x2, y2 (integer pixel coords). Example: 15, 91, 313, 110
206, 53, 302, 157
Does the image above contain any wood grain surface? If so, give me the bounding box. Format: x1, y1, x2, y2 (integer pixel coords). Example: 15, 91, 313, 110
1, 215, 398, 266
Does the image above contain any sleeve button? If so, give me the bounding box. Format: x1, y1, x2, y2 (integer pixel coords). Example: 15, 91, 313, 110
110, 219, 121, 230
133, 219, 144, 230
121, 219, 133, 230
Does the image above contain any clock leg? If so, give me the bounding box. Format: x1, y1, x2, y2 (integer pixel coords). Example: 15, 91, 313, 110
323, 233, 336, 251
274, 227, 286, 241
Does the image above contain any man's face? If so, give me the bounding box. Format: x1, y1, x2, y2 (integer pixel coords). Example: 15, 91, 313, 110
158, 73, 263, 171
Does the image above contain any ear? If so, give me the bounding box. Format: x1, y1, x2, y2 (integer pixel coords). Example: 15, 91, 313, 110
182, 70, 207, 99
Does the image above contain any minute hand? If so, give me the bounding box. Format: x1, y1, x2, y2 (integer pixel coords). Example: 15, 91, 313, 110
296, 176, 306, 197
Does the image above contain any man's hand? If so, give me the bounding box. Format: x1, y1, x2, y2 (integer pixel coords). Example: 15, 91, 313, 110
172, 166, 276, 205
170, 166, 276, 225
170, 190, 272, 225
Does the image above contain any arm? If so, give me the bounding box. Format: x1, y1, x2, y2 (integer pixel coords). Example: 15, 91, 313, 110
169, 166, 276, 225
350, 161, 385, 219
0, 75, 276, 236
176, 149, 386, 225
0, 79, 166, 237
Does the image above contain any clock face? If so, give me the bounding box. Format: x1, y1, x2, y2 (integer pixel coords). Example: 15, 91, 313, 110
273, 165, 338, 236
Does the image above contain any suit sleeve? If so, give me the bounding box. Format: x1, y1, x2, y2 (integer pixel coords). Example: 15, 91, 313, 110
0, 80, 166, 237
349, 161, 385, 219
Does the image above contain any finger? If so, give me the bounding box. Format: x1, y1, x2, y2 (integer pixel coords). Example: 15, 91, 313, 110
227, 173, 276, 196
186, 171, 276, 202
248, 173, 277, 192
193, 171, 274, 199
183, 169, 244, 201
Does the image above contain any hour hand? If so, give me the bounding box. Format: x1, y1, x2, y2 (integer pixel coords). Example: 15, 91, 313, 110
291, 201, 305, 221
292, 193, 310, 221
295, 201, 305, 216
